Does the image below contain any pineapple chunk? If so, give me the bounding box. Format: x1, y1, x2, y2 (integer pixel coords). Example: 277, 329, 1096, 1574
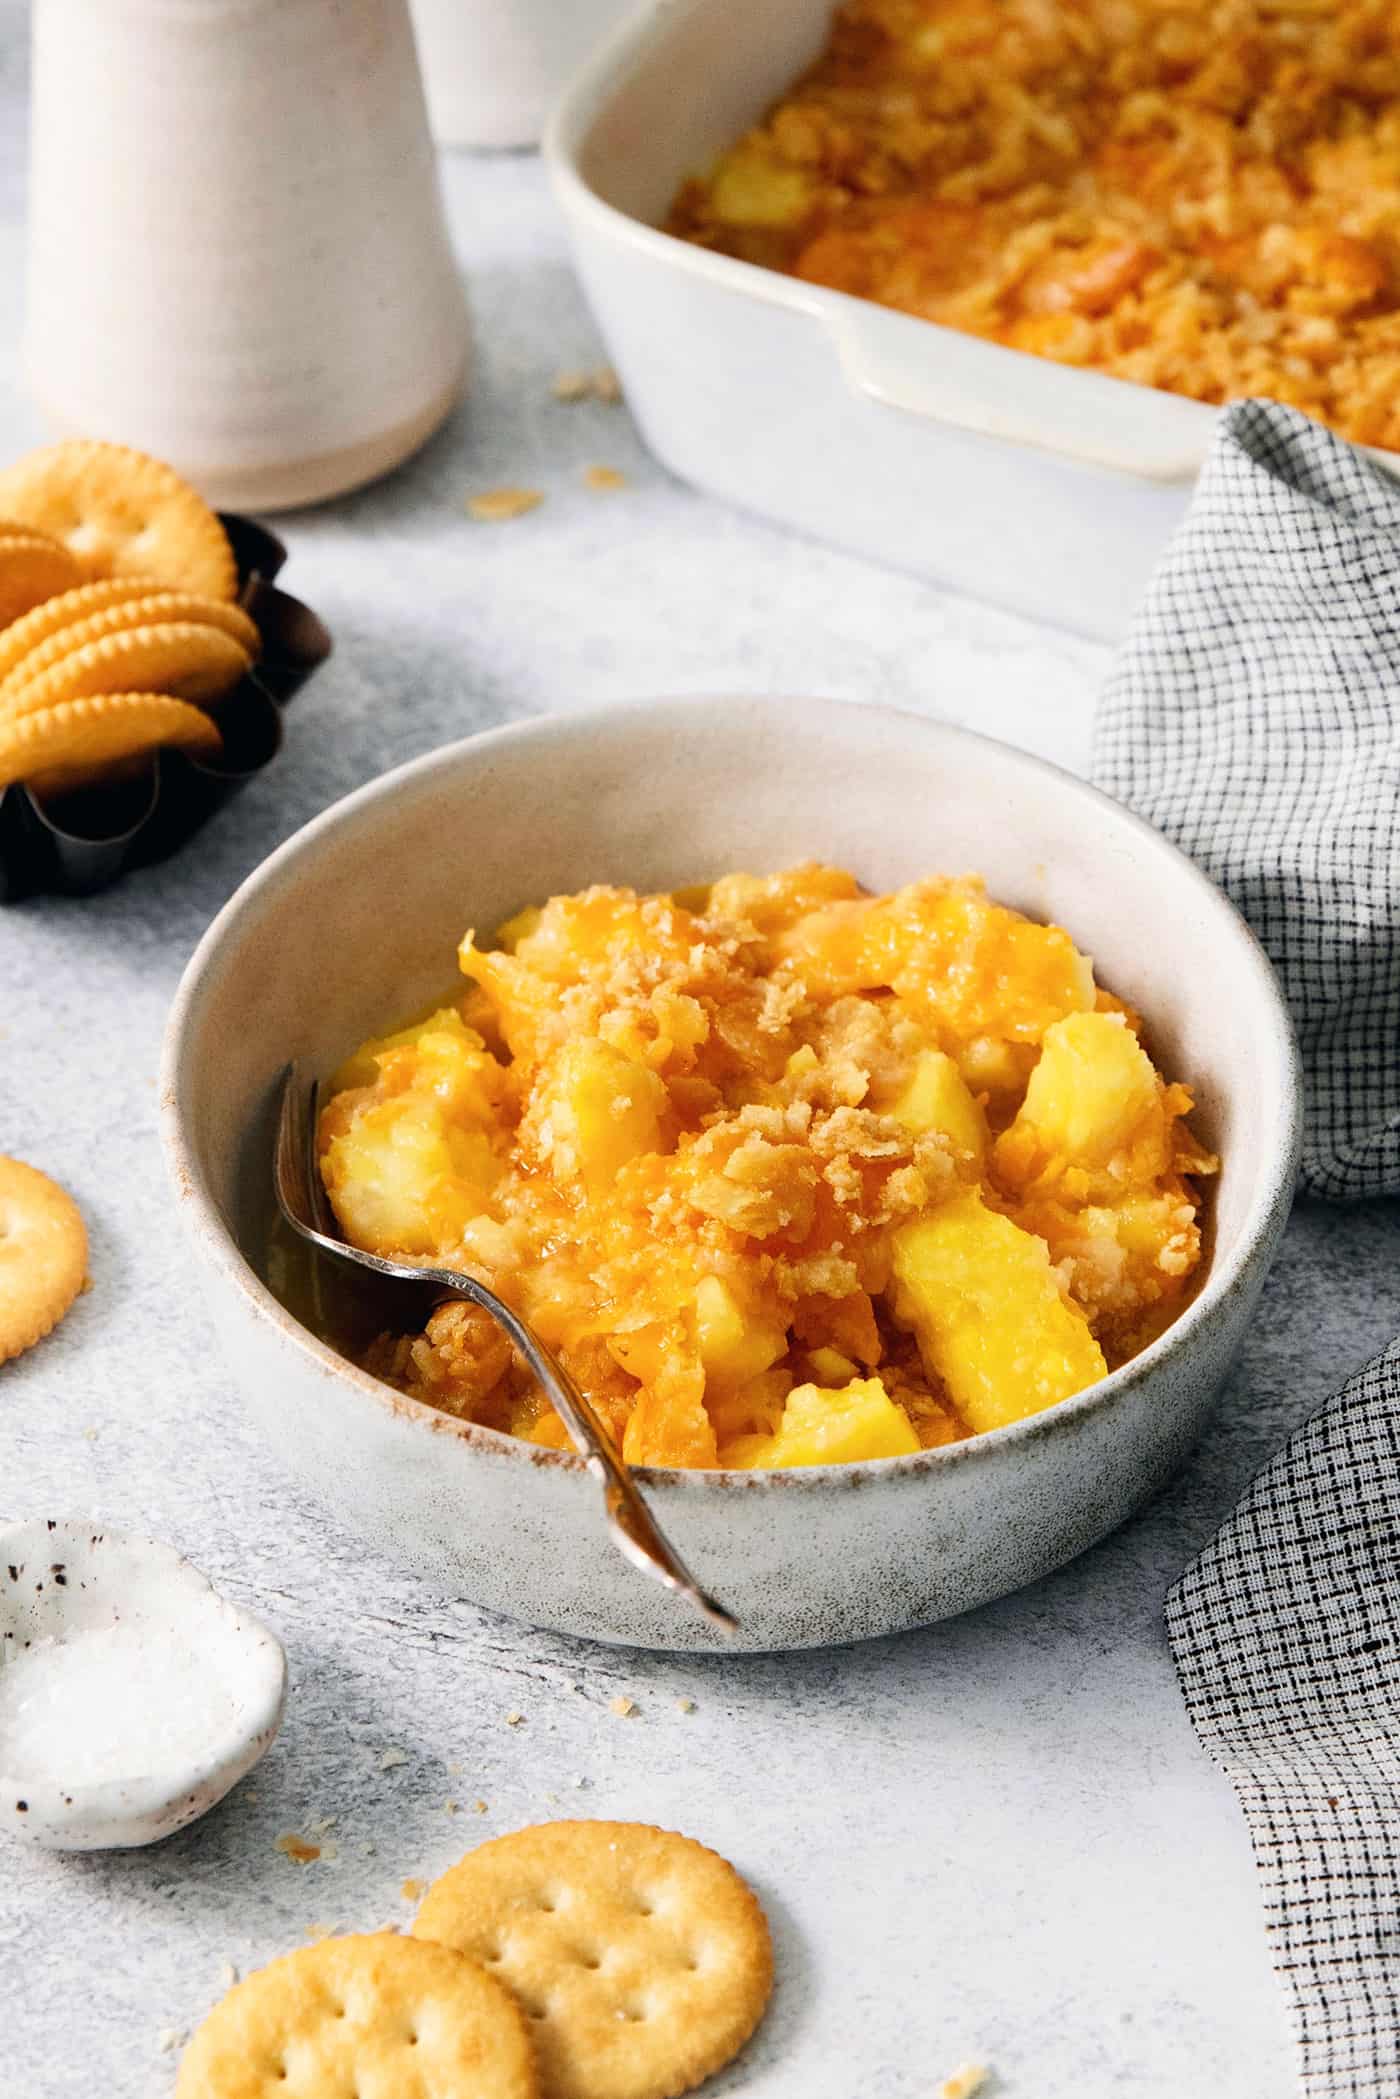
692, 1275, 786, 1391
541, 1038, 666, 1195
889, 1049, 988, 1167
806, 1346, 859, 1385
331, 1006, 476, 1095
495, 904, 542, 951
320, 1010, 508, 1255
732, 1377, 920, 1468
994, 1010, 1163, 1191
622, 1349, 717, 1468
709, 141, 815, 229
321, 1095, 499, 1256
953, 1033, 1039, 1105
891, 1190, 1106, 1433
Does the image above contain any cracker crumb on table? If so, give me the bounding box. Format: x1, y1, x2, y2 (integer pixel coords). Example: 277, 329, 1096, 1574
609, 1694, 637, 1718
940, 2064, 990, 2099
274, 1833, 322, 1865
466, 486, 544, 523
584, 464, 627, 491
553, 364, 624, 404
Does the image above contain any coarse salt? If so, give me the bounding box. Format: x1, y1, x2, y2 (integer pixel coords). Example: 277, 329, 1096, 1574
0, 1624, 236, 1786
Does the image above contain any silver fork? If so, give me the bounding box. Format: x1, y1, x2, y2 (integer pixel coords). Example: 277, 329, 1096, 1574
273, 1063, 737, 1633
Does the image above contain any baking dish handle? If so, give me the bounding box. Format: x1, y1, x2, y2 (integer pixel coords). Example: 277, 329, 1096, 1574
825, 300, 1212, 484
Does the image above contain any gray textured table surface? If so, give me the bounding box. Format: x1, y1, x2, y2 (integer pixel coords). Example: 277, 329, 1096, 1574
4, 9, 1399, 2095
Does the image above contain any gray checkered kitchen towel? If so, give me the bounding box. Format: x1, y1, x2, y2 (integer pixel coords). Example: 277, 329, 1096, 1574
1094, 399, 1400, 2097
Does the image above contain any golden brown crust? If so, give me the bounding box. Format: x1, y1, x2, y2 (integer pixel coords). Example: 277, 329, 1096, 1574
174, 1931, 539, 2099
413, 1821, 773, 2099
0, 1157, 88, 1366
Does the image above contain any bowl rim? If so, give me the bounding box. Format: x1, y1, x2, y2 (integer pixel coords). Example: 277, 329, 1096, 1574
160, 693, 1303, 1496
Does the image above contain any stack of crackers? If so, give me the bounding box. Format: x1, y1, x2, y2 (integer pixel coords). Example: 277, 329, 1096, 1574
177, 1819, 773, 2099
0, 438, 257, 799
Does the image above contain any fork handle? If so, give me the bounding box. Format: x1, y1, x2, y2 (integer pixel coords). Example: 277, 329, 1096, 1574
432, 1274, 737, 1634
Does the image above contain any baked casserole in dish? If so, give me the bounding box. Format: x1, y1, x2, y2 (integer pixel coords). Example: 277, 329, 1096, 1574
672, 0, 1400, 453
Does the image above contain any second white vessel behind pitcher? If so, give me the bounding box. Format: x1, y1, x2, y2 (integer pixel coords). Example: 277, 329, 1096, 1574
26, 0, 468, 511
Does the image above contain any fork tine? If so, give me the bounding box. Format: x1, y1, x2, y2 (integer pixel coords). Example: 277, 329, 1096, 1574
273, 1061, 312, 1231
305, 1075, 337, 1238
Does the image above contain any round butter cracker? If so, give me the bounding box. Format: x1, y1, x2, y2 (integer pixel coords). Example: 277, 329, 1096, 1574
175, 1931, 538, 2099
0, 535, 83, 627
0, 598, 257, 715
0, 440, 237, 600
0, 515, 66, 550
2, 620, 250, 722
413, 1821, 773, 2099
0, 1158, 88, 1366
0, 692, 222, 796
0, 581, 254, 688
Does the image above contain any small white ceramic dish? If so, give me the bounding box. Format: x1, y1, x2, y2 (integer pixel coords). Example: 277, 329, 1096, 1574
545, 0, 1398, 640
160, 697, 1301, 1653
0, 1520, 285, 1851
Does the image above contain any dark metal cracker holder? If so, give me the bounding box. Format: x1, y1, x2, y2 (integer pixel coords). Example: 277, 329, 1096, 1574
0, 513, 332, 902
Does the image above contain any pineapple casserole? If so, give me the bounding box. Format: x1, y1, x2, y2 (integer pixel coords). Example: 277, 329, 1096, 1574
318, 867, 1216, 1470
669, 0, 1400, 452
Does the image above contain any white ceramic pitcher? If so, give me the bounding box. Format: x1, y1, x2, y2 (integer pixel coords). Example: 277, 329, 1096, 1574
26, 0, 469, 511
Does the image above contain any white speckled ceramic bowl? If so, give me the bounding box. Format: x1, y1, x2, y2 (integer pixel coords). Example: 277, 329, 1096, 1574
0, 1520, 285, 1849
160, 698, 1301, 1652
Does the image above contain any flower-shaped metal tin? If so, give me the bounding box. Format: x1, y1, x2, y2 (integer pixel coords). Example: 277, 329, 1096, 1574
0, 514, 331, 902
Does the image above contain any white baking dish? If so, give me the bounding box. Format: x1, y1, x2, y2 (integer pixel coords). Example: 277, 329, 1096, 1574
544, 0, 1353, 638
